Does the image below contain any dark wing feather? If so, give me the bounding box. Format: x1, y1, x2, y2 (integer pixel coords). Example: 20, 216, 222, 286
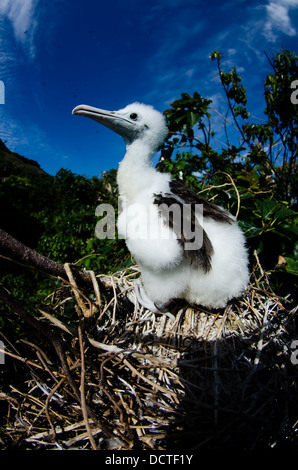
153, 179, 233, 272
153, 193, 214, 272
169, 179, 233, 224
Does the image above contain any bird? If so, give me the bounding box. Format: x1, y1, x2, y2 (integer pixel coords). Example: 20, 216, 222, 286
72, 102, 249, 317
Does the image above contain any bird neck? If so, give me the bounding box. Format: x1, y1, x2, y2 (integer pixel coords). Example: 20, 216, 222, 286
117, 140, 157, 203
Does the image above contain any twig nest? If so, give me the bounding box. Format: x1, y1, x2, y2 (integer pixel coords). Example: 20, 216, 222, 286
1, 263, 297, 450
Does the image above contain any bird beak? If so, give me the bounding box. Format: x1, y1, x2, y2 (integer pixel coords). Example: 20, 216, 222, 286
72, 104, 134, 141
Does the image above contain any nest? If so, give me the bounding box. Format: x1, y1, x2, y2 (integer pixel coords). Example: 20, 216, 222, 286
0, 253, 298, 451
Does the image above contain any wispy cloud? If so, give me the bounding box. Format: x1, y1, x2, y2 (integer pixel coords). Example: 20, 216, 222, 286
0, 105, 66, 173
0, 0, 39, 58
0, 0, 49, 162
264, 0, 298, 42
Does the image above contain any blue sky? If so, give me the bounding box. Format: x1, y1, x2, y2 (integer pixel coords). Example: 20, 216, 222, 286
0, 0, 297, 177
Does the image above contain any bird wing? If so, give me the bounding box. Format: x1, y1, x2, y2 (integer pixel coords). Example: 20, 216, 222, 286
169, 179, 233, 224
153, 179, 233, 273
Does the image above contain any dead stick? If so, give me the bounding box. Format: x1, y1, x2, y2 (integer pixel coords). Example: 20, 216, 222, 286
0, 288, 116, 442
64, 263, 94, 318
78, 322, 98, 450
0, 228, 94, 288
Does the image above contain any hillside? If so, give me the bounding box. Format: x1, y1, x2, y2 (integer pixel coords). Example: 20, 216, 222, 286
0, 138, 47, 179
0, 139, 54, 247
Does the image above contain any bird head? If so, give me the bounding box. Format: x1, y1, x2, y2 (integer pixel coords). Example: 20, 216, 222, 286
72, 102, 168, 150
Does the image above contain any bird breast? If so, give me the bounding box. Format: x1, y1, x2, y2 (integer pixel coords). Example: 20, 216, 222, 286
117, 196, 184, 271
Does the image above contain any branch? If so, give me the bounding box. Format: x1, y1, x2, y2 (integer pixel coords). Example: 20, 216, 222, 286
0, 228, 95, 288
214, 58, 249, 146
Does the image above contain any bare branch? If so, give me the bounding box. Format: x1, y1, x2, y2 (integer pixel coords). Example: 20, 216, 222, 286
0, 228, 95, 289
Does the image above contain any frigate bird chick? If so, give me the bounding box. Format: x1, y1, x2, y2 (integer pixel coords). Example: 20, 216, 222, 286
72, 102, 249, 316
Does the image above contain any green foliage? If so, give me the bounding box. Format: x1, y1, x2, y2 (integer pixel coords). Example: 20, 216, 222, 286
35, 168, 130, 273
242, 51, 298, 203
285, 241, 298, 276
159, 49, 298, 297
159, 91, 245, 191
0, 157, 129, 299
211, 51, 249, 120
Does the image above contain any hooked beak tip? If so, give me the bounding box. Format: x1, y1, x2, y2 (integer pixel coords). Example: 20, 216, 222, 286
72, 105, 82, 115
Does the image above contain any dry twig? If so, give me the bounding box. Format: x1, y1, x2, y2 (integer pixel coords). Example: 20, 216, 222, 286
0, 240, 297, 450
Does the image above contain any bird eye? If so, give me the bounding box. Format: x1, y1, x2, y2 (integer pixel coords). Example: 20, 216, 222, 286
130, 113, 138, 120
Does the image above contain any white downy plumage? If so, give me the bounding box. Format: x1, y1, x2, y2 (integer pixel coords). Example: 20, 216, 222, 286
73, 102, 249, 314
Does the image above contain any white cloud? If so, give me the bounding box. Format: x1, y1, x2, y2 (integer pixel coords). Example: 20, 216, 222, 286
264, 0, 298, 42
0, 0, 39, 58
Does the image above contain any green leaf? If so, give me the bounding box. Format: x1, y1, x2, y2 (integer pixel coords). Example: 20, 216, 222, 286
274, 207, 296, 220
284, 257, 298, 276
238, 220, 262, 238
256, 199, 278, 219
294, 241, 298, 260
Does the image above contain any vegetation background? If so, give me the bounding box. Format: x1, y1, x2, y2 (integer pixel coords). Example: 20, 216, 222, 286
0, 49, 297, 304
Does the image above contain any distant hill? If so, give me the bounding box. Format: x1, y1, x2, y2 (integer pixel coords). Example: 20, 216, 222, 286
0, 139, 48, 178
0, 139, 52, 246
